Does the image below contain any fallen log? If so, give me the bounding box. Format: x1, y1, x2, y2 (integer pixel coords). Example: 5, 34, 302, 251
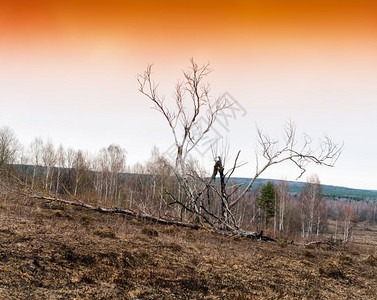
0, 178, 200, 230
30, 193, 200, 229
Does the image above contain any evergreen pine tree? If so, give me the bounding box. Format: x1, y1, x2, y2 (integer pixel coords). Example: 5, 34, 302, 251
257, 181, 276, 227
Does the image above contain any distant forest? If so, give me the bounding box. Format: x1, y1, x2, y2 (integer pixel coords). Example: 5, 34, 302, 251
232, 178, 377, 202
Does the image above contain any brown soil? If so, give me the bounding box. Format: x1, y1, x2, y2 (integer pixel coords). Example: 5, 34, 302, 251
0, 192, 376, 299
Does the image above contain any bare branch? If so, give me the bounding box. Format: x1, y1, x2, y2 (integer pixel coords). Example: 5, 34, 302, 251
230, 124, 342, 208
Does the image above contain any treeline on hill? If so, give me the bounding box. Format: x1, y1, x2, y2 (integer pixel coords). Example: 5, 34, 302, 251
233, 178, 377, 202
1, 125, 377, 242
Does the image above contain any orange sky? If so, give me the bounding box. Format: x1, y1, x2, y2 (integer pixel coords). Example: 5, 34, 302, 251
1, 0, 376, 55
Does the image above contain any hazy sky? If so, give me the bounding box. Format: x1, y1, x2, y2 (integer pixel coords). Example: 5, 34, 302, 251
1, 0, 377, 189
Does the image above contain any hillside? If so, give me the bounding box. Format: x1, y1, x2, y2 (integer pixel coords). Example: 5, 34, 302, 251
231, 177, 377, 201
1, 190, 377, 299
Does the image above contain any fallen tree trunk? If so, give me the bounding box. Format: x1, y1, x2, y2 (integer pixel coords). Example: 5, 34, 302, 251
31, 194, 200, 229
0, 178, 200, 230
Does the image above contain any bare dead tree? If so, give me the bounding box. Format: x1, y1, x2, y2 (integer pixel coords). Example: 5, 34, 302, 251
181, 120, 341, 233
138, 58, 230, 218
139, 60, 342, 236
138, 58, 229, 173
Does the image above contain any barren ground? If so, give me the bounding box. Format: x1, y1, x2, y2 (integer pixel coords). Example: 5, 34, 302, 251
0, 192, 377, 299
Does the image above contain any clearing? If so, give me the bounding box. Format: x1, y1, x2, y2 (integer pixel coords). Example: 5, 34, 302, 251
0, 192, 376, 299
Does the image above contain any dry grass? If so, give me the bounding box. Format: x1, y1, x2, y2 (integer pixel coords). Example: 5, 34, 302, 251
0, 192, 377, 299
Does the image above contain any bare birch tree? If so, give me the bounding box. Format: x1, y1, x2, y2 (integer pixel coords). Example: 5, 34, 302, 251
146, 147, 174, 217
0, 126, 19, 171
276, 180, 290, 233
299, 175, 328, 239
17, 145, 30, 184
42, 140, 56, 192
342, 203, 357, 242
55, 145, 66, 196
30, 137, 43, 189
106, 144, 126, 203
72, 150, 87, 197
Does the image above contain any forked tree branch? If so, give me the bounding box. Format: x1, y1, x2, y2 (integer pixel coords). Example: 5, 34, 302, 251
229, 122, 342, 208
138, 59, 231, 171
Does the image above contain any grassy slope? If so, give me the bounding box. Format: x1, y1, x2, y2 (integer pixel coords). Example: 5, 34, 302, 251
0, 192, 377, 299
